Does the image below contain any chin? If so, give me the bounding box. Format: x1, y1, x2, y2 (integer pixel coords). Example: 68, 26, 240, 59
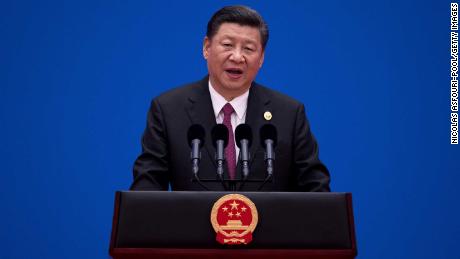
224, 83, 246, 92
226, 79, 249, 88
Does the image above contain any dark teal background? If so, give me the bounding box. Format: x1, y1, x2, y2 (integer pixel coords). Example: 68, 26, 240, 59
1, 0, 458, 258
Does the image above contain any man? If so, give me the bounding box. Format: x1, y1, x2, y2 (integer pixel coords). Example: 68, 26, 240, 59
130, 5, 330, 192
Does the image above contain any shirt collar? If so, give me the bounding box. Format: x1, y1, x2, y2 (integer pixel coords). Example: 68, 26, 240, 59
208, 80, 249, 120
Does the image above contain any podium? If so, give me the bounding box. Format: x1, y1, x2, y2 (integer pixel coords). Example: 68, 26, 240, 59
109, 191, 357, 259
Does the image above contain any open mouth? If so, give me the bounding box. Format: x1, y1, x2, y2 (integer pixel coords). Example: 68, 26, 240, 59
225, 68, 243, 75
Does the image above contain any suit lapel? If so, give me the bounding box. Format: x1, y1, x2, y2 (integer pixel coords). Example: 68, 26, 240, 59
186, 77, 218, 170
238, 82, 271, 173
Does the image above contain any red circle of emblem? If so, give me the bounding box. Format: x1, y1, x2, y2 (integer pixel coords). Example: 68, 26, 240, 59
210, 194, 258, 245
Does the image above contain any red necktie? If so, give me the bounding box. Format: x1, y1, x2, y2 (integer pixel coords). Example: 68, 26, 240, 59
222, 103, 236, 179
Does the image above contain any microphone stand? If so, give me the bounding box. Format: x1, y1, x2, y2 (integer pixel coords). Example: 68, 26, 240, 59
257, 174, 273, 191
217, 168, 228, 191
216, 140, 229, 191
193, 173, 209, 191
192, 168, 272, 191
237, 160, 249, 191
192, 138, 274, 191
192, 149, 274, 191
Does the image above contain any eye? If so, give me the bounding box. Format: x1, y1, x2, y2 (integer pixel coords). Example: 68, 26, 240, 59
244, 47, 255, 52
222, 43, 233, 48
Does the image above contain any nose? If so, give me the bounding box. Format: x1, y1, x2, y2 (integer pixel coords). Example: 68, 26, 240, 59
229, 49, 245, 63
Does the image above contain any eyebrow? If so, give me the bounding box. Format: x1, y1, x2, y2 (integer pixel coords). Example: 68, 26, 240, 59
220, 34, 258, 45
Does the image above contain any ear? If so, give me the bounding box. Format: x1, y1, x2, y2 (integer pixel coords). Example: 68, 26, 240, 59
203, 37, 210, 59
259, 50, 265, 68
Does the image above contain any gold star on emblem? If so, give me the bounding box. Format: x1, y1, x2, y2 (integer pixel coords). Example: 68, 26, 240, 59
222, 206, 228, 212
241, 207, 247, 212
230, 200, 239, 210
228, 212, 234, 217
236, 212, 241, 217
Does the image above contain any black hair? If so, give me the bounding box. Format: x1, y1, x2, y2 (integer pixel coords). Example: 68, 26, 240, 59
206, 5, 269, 49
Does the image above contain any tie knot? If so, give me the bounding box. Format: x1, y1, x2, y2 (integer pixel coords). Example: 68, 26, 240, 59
222, 103, 235, 116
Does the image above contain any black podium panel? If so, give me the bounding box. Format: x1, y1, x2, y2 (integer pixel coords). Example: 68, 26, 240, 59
112, 191, 354, 249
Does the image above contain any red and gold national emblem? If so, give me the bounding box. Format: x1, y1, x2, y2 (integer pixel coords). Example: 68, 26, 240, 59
210, 194, 258, 245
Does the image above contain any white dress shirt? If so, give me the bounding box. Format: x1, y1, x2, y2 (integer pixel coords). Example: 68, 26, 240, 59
208, 80, 249, 158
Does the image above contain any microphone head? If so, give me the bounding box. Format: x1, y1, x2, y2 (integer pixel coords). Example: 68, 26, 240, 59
260, 124, 277, 147
235, 124, 252, 148
211, 124, 229, 148
187, 124, 205, 148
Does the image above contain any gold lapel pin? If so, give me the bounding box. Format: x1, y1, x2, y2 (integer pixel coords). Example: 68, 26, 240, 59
264, 111, 272, 121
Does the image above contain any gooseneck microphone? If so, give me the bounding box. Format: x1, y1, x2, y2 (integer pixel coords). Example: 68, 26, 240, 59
260, 124, 277, 177
211, 124, 229, 179
235, 124, 253, 180
187, 124, 205, 176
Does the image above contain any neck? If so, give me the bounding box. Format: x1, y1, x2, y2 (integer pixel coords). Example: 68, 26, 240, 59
209, 79, 250, 102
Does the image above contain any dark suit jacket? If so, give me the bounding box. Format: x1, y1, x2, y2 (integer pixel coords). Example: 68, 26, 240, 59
131, 76, 330, 191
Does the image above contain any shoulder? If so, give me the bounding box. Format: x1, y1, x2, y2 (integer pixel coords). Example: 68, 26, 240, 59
153, 79, 205, 104
252, 82, 304, 109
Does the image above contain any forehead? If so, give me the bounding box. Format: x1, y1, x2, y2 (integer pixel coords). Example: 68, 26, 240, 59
213, 23, 261, 45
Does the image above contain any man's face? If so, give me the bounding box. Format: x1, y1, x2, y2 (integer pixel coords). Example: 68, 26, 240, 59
203, 23, 265, 100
